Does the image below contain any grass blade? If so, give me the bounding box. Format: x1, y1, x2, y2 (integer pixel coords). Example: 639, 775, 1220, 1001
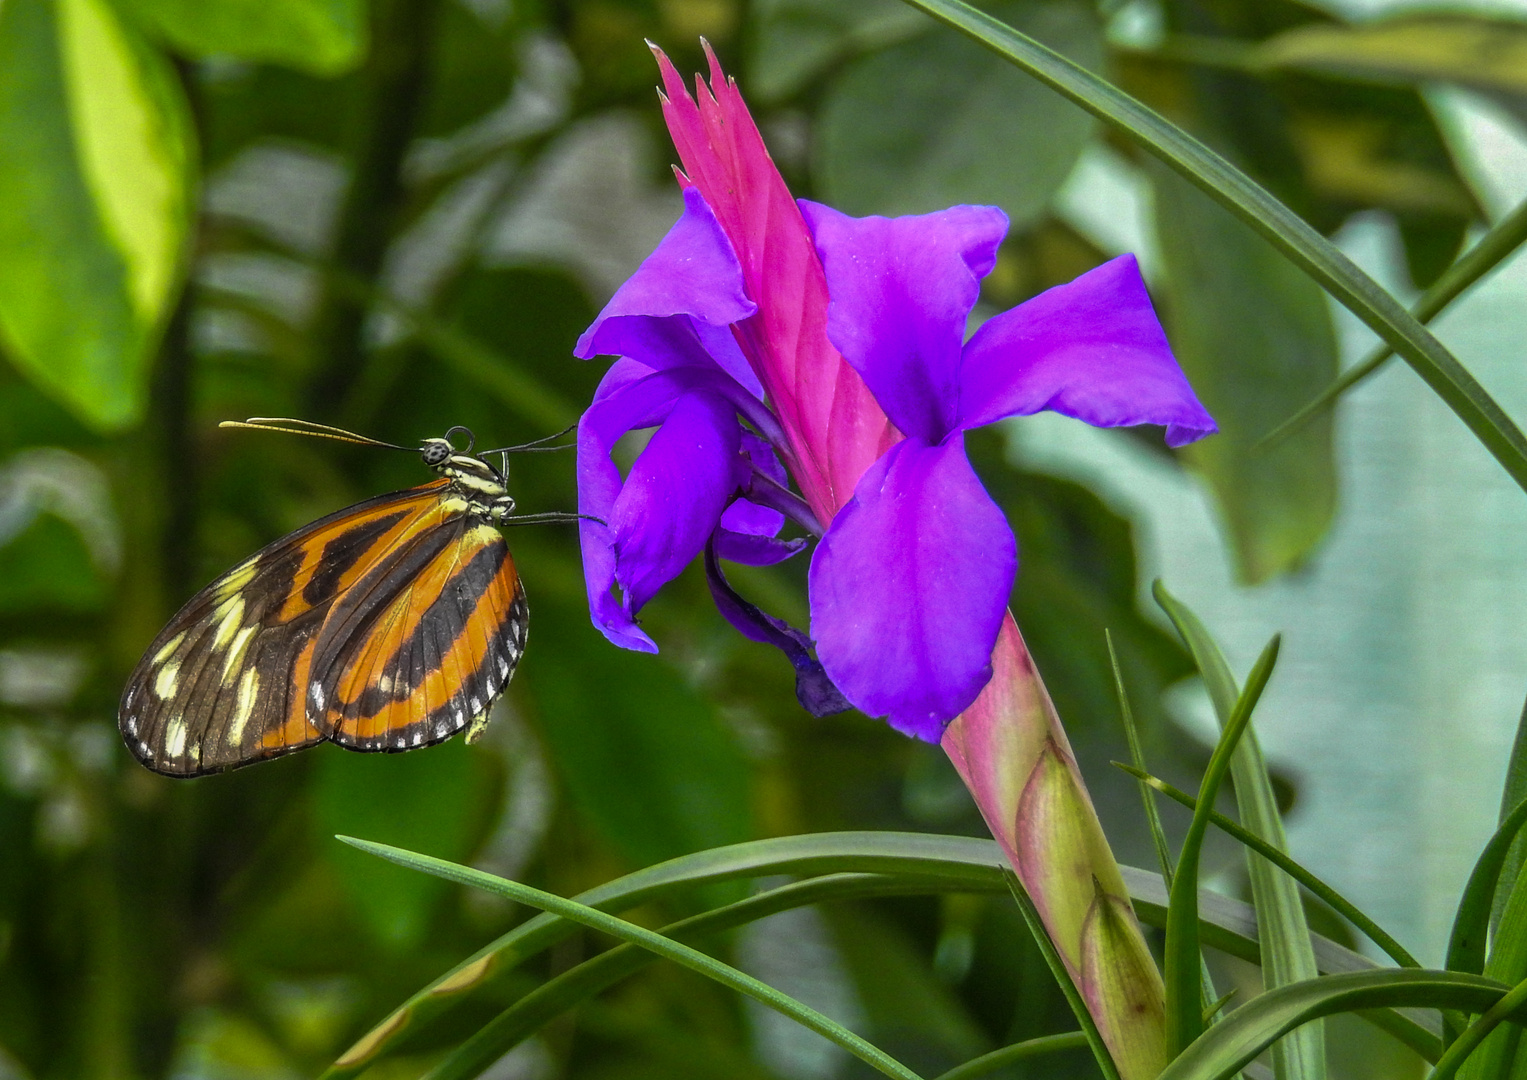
424, 872, 937, 1080
1003, 871, 1121, 1080
1157, 970, 1515, 1080
897, 0, 1527, 494
319, 832, 1439, 1076
338, 837, 926, 1080
1163, 633, 1281, 1054
1494, 690, 1527, 935
1257, 197, 1527, 450
1428, 974, 1527, 1080
933, 1031, 1090, 1080
1118, 764, 1420, 969
1154, 583, 1324, 1080
1109, 630, 1175, 888
1447, 797, 1527, 978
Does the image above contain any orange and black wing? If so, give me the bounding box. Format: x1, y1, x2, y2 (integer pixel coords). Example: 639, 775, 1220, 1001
307, 516, 527, 751
119, 481, 454, 776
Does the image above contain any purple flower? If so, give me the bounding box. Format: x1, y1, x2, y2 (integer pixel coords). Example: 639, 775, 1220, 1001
574, 49, 1216, 740
801, 202, 1215, 738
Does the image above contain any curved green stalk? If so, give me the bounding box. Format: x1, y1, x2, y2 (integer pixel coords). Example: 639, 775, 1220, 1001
1115, 764, 1420, 970
1448, 796, 1527, 976
933, 1031, 1090, 1080
423, 873, 944, 1080
897, 0, 1527, 495
1158, 970, 1514, 1080
1428, 975, 1527, 1080
339, 837, 926, 1080
1259, 197, 1527, 449
1163, 635, 1281, 1054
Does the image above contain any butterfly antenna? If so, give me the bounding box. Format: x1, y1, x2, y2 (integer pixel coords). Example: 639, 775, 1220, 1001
479, 421, 578, 457
219, 417, 414, 451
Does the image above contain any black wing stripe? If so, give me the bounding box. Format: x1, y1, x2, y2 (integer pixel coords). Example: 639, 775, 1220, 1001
303, 509, 412, 607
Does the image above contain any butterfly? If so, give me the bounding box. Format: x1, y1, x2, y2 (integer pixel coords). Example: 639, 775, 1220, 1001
119, 418, 578, 777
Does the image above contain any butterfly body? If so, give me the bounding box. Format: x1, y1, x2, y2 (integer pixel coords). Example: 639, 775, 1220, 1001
121, 433, 531, 777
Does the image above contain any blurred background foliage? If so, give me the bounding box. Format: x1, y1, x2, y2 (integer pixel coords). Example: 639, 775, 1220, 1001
0, 0, 1521, 1075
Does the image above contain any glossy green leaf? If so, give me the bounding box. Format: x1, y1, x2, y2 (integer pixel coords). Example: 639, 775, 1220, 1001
312, 741, 492, 949
118, 0, 365, 74
1158, 969, 1514, 1080
896, 0, 1527, 497
1153, 168, 1338, 582
816, 0, 1100, 225
0, 0, 192, 431
337, 837, 927, 1080
1164, 634, 1280, 1054
1154, 583, 1324, 1080
1255, 15, 1527, 95
524, 604, 752, 869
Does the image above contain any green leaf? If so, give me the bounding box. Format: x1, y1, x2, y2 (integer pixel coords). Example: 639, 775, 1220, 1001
1154, 583, 1324, 1080
1109, 631, 1175, 888
1461, 855, 1527, 1078
524, 603, 752, 869
1118, 764, 1420, 970
425, 874, 943, 1080
1157, 969, 1515, 1080
1259, 197, 1527, 450
815, 0, 1100, 225
320, 833, 1437, 1078
1164, 633, 1280, 1054
0, 0, 192, 431
1255, 15, 1527, 96
1432, 975, 1527, 1080
1153, 167, 1338, 581
117, 0, 366, 74
933, 1032, 1090, 1080
1495, 693, 1527, 935
312, 740, 493, 949
337, 837, 928, 1080
1447, 797, 1527, 979
895, 0, 1527, 497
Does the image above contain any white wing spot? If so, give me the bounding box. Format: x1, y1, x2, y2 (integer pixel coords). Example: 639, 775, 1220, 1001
411, 730, 424, 746
435, 719, 452, 738
310, 684, 326, 711
469, 696, 482, 714
165, 717, 188, 759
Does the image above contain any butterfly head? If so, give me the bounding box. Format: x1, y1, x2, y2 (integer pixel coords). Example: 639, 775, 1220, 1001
422, 431, 515, 519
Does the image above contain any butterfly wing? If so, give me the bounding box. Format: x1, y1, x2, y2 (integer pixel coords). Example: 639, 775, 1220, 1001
120, 481, 454, 776
308, 516, 527, 751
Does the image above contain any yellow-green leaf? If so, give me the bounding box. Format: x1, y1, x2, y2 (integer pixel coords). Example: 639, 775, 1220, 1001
0, 0, 191, 431
118, 0, 367, 76
1257, 15, 1527, 97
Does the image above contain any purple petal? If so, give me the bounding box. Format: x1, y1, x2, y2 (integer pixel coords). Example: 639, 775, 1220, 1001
705, 544, 850, 717
957, 254, 1216, 447
718, 432, 787, 538
809, 435, 1016, 741
578, 382, 659, 652
713, 529, 805, 566
576, 186, 756, 358
800, 200, 1009, 445
610, 392, 743, 615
